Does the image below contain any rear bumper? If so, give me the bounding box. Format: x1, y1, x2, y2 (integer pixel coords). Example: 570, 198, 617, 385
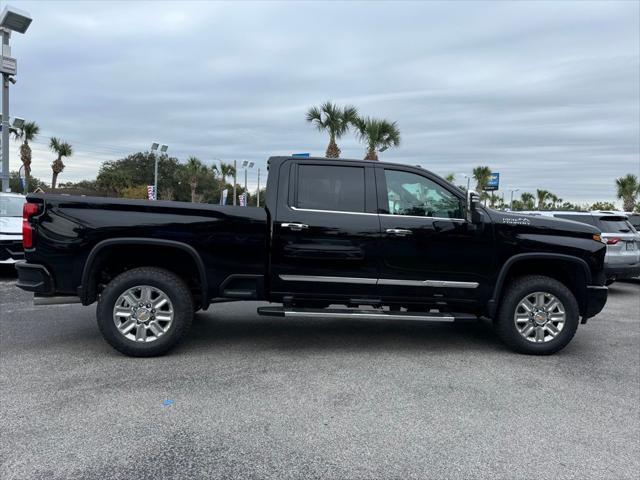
583, 285, 608, 320
15, 261, 54, 294
0, 238, 24, 264
605, 262, 640, 280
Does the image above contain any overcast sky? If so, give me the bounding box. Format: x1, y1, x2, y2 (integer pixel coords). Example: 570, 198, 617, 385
6, 0, 640, 204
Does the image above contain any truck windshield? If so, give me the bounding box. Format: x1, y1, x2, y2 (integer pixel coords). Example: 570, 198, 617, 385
598, 217, 636, 233
0, 196, 24, 217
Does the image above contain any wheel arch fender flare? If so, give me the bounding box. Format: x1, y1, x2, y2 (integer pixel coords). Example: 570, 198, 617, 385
80, 238, 209, 309
487, 253, 591, 317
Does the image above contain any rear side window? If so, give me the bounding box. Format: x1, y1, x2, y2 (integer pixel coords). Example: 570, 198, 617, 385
553, 214, 597, 226
295, 165, 365, 213
597, 217, 635, 233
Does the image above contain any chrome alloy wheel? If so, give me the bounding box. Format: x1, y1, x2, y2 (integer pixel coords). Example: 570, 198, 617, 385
113, 285, 174, 343
514, 291, 566, 343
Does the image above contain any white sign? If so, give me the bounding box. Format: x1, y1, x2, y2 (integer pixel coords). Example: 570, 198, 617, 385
0, 56, 17, 75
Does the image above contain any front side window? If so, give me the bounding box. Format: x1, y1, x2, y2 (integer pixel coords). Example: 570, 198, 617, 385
383, 170, 463, 219
296, 164, 365, 213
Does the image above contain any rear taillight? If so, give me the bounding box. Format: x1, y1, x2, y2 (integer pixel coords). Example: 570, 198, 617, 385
22, 202, 40, 249
606, 237, 621, 245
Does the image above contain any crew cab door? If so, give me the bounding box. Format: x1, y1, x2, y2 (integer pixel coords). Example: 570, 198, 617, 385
270, 160, 380, 302
375, 167, 494, 306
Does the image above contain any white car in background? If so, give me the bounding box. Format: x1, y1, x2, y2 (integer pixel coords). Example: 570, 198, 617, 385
0, 192, 25, 265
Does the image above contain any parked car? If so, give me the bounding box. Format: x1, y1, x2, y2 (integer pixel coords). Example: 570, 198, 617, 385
0, 192, 25, 265
16, 156, 608, 357
521, 211, 639, 284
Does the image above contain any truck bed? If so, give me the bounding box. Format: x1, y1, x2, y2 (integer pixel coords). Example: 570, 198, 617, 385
24, 194, 268, 299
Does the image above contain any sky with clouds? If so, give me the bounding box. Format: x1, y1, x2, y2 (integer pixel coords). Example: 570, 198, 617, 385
5, 0, 640, 204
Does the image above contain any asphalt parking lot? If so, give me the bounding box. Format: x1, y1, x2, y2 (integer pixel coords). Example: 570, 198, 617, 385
1, 266, 638, 480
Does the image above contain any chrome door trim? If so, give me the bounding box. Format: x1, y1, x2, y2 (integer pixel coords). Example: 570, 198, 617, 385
279, 275, 478, 288
290, 206, 378, 216
279, 275, 377, 285
378, 279, 479, 288
290, 206, 466, 223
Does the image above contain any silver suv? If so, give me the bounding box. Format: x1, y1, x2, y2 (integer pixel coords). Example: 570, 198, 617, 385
523, 211, 639, 284
0, 192, 25, 265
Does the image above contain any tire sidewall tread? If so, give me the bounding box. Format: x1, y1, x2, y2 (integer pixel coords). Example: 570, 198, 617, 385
96, 267, 194, 357
495, 274, 580, 355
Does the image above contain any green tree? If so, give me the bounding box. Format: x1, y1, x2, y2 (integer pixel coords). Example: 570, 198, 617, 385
306, 101, 358, 158
9, 170, 47, 193
615, 174, 640, 212
96, 151, 187, 200
472, 166, 492, 193
354, 117, 400, 161
182, 156, 209, 203
217, 162, 236, 204
520, 192, 535, 210
49, 137, 73, 189
11, 121, 39, 186
444, 173, 456, 183
590, 201, 616, 211
536, 189, 550, 210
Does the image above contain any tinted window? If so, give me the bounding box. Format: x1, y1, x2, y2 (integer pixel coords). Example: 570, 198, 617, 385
626, 214, 640, 230
296, 165, 365, 213
597, 217, 635, 233
384, 170, 463, 219
553, 214, 596, 226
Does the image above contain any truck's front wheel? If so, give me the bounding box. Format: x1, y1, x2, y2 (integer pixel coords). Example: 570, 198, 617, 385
96, 267, 193, 357
495, 275, 579, 355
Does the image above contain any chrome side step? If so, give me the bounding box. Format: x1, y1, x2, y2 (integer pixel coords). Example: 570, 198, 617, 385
257, 306, 476, 322
33, 296, 82, 306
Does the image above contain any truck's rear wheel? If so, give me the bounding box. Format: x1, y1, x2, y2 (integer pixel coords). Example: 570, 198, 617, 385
96, 267, 193, 357
495, 275, 579, 355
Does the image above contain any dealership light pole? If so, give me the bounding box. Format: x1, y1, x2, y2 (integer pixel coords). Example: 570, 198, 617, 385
150, 142, 168, 200
241, 160, 254, 206
0, 5, 32, 193
510, 188, 520, 210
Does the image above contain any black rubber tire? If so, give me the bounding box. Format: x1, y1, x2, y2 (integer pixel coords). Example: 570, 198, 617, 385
96, 267, 193, 357
494, 275, 579, 355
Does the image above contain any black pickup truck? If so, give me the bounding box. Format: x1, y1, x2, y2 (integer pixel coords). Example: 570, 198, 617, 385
16, 156, 608, 356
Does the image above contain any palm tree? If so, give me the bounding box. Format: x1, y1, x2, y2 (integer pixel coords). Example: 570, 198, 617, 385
184, 156, 208, 203
218, 162, 236, 204
306, 101, 358, 158
49, 137, 73, 189
616, 174, 640, 212
520, 192, 535, 210
472, 166, 492, 193
536, 189, 550, 210
12, 121, 39, 184
444, 173, 456, 183
354, 117, 400, 161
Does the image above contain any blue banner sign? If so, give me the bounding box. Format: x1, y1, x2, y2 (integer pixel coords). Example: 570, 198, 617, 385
484, 173, 500, 191
292, 153, 310, 158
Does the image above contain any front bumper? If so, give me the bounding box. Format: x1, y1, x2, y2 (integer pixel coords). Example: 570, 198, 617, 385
583, 285, 608, 320
605, 262, 640, 280
15, 261, 54, 294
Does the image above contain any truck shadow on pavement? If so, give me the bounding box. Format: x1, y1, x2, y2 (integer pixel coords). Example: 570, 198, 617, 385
184, 313, 506, 355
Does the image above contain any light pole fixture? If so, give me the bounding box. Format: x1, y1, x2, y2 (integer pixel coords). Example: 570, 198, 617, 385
0, 5, 32, 193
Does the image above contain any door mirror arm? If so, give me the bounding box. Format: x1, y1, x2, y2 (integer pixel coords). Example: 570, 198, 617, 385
466, 191, 483, 224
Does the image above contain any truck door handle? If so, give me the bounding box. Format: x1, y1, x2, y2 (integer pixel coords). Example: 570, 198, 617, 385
281, 222, 309, 231
386, 228, 413, 236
